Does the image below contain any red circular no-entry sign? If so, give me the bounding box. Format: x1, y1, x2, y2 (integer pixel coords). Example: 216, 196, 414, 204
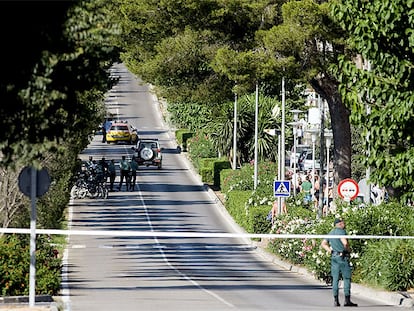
337, 178, 359, 201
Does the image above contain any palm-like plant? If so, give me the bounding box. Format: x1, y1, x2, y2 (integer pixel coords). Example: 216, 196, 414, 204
209, 92, 281, 165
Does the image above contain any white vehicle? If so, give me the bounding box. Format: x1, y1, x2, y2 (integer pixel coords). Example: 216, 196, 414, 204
299, 150, 320, 172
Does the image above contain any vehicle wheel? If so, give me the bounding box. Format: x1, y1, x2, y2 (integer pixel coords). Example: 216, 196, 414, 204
140, 148, 154, 161
102, 186, 109, 199
78, 188, 88, 199
70, 186, 79, 199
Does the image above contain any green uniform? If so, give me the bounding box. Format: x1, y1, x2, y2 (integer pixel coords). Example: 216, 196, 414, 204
301, 180, 312, 203
327, 228, 352, 297
129, 160, 139, 190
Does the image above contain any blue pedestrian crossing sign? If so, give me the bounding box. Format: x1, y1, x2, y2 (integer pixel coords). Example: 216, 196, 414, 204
274, 180, 291, 197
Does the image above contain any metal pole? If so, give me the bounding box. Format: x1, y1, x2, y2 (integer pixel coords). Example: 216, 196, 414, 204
254, 83, 259, 190
278, 133, 282, 215
29, 167, 37, 307
290, 110, 302, 197
325, 137, 331, 214
280, 77, 286, 214
311, 135, 316, 199
318, 96, 325, 218
233, 92, 238, 170
365, 60, 371, 204
292, 125, 297, 196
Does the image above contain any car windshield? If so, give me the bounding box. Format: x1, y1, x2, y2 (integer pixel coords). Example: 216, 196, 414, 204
141, 142, 156, 148
111, 125, 128, 131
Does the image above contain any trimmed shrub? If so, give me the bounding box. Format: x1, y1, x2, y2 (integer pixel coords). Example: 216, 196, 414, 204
226, 190, 252, 230
175, 129, 194, 152
213, 159, 231, 188
199, 158, 216, 184
248, 205, 272, 234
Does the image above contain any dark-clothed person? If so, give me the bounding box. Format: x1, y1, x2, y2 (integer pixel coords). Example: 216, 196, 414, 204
118, 156, 130, 191
108, 159, 116, 191
129, 157, 138, 191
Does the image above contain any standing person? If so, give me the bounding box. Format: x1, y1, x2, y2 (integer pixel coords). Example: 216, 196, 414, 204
118, 155, 131, 191
98, 157, 108, 181
86, 156, 94, 170
102, 124, 107, 143
301, 175, 312, 205
313, 175, 320, 210
129, 156, 139, 191
107, 159, 116, 191
321, 218, 358, 307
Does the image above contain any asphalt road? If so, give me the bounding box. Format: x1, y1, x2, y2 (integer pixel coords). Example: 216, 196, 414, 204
61, 63, 404, 311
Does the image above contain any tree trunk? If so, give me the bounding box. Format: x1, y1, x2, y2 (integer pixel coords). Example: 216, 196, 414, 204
310, 75, 351, 184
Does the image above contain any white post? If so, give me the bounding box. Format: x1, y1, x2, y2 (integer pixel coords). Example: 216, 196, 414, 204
311, 133, 316, 195
277, 132, 282, 215
233, 92, 238, 170
289, 110, 302, 196
29, 167, 37, 307
292, 126, 297, 196
280, 77, 286, 214
254, 83, 259, 190
325, 130, 332, 214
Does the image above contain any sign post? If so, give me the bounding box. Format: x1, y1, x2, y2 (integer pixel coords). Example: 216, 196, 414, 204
337, 178, 359, 202
18, 166, 50, 307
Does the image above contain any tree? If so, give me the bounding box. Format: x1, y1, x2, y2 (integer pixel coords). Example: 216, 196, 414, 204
110, 0, 356, 181
256, 0, 352, 182
333, 0, 414, 201
0, 0, 119, 168
0, 0, 120, 230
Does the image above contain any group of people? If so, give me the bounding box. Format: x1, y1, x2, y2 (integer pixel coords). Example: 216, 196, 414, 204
86, 155, 138, 191
288, 169, 334, 213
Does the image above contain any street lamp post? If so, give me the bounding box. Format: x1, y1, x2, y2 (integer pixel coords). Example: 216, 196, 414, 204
289, 109, 302, 196
264, 128, 282, 214
324, 129, 333, 214
306, 127, 319, 202
232, 91, 238, 170
254, 83, 259, 189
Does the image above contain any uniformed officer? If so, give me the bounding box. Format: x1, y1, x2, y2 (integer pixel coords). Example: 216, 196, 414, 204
118, 156, 131, 191
129, 156, 139, 191
321, 218, 358, 307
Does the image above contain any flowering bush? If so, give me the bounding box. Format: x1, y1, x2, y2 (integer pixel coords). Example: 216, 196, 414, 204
268, 217, 318, 265
217, 162, 414, 291
187, 132, 216, 170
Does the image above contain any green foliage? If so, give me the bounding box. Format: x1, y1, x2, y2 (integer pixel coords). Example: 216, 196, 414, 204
212, 159, 232, 188
187, 132, 215, 168
249, 205, 272, 234
169, 102, 214, 130
358, 240, 414, 291
220, 159, 414, 291
0, 0, 118, 168
226, 190, 252, 231
333, 0, 414, 201
175, 129, 195, 152
0, 235, 61, 296
199, 158, 216, 184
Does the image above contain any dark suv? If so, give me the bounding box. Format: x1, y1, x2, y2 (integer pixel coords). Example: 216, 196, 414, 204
132, 139, 163, 169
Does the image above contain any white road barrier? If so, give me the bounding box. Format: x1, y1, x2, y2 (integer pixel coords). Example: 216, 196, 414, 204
0, 228, 412, 240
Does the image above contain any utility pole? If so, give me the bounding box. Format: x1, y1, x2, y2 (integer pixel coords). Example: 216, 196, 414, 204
280, 76, 286, 214
233, 91, 238, 170
254, 83, 259, 189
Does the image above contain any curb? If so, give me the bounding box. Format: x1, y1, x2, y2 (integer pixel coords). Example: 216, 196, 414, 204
0, 295, 58, 310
